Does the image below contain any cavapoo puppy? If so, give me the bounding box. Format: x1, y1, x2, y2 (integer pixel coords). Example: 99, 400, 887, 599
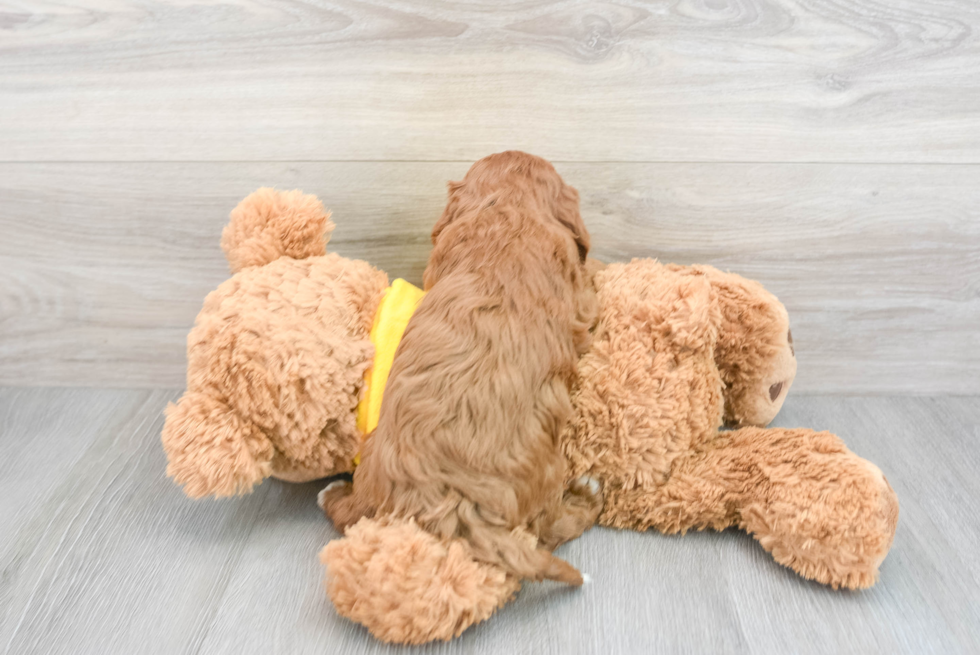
320, 151, 602, 584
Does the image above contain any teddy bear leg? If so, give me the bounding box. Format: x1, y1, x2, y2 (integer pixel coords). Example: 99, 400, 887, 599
708, 427, 899, 589
162, 391, 275, 498
321, 517, 521, 644
537, 476, 604, 551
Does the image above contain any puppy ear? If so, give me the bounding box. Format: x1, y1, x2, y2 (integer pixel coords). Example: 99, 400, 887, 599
554, 183, 590, 263
431, 180, 465, 243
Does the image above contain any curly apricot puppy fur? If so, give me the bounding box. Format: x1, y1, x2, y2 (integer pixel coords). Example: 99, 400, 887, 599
321, 151, 603, 584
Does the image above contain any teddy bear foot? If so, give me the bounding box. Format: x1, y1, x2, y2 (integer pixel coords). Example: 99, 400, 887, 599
321, 517, 520, 644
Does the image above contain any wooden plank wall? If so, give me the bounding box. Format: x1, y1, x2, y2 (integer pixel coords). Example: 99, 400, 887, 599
1, 0, 978, 393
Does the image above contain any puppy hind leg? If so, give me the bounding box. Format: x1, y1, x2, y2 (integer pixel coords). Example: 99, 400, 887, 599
318, 479, 375, 532
538, 475, 604, 551
461, 510, 586, 586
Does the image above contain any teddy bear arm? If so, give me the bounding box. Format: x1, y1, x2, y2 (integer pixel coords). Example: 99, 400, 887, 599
680, 426, 898, 589
599, 426, 898, 590
596, 452, 739, 534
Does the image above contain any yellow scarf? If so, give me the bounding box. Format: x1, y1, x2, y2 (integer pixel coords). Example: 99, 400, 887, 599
353, 278, 426, 465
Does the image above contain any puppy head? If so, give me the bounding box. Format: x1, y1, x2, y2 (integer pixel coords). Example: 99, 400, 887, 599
432, 151, 589, 263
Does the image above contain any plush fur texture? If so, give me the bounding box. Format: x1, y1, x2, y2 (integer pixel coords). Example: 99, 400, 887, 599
320, 152, 603, 585
324, 257, 895, 644
221, 187, 334, 272
673, 263, 798, 427
563, 259, 897, 589
161, 183, 899, 645
161, 189, 388, 497
321, 516, 523, 644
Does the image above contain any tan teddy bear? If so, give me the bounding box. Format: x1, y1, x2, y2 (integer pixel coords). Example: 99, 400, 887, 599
564, 257, 898, 591
161, 188, 388, 497
161, 188, 899, 645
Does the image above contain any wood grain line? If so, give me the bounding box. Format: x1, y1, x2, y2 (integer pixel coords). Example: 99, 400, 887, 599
1, 0, 979, 162
2, 161, 976, 393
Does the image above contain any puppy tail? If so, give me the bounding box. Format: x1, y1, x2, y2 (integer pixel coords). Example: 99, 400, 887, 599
221, 187, 335, 272
466, 521, 584, 586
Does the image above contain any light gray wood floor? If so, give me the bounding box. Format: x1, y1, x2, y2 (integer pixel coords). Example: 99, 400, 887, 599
1, 389, 978, 655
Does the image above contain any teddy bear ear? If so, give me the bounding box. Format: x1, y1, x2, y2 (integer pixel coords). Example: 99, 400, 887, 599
220, 188, 335, 272
663, 273, 719, 350
691, 266, 797, 427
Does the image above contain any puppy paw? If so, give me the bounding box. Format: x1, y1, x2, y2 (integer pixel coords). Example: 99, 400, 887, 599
317, 479, 351, 511
574, 475, 601, 497
566, 475, 603, 512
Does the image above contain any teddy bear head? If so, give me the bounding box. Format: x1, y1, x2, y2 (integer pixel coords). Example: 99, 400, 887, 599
683, 264, 797, 427
621, 260, 797, 430
565, 259, 797, 492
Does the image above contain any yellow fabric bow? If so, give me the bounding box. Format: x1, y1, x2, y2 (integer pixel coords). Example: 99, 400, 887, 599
353, 278, 426, 465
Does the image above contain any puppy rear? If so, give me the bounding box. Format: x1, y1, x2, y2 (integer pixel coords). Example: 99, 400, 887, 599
322, 151, 601, 584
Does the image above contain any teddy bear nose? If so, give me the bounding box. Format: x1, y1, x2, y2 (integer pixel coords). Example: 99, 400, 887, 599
769, 381, 784, 401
